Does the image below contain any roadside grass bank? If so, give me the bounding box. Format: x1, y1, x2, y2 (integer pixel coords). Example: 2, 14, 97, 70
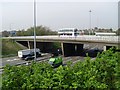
2, 39, 26, 58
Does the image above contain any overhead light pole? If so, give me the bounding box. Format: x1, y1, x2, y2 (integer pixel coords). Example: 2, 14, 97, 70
33, 0, 36, 61
89, 10, 92, 35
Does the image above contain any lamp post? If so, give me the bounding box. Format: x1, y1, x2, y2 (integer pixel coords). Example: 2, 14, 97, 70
89, 10, 92, 35
33, 0, 36, 61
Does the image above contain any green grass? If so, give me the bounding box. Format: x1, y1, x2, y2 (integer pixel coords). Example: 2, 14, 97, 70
2, 39, 27, 57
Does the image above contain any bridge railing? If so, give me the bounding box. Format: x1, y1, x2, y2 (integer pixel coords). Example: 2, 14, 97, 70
75, 36, 118, 42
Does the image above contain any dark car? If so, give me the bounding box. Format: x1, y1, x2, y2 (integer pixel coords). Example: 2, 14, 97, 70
24, 56, 34, 61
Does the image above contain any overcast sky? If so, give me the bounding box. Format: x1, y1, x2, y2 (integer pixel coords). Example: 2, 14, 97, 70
1, 0, 119, 31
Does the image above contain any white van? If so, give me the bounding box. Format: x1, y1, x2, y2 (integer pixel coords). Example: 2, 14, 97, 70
18, 48, 41, 60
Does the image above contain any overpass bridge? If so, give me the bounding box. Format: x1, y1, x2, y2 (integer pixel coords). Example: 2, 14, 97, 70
4, 35, 119, 56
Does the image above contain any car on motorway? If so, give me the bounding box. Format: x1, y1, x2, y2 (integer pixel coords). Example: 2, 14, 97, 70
24, 56, 34, 60
18, 48, 41, 60
48, 52, 63, 68
85, 48, 103, 57
24, 55, 34, 61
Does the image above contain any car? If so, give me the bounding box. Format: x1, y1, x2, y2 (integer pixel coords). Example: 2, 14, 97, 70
48, 53, 63, 68
18, 48, 41, 60
24, 56, 34, 61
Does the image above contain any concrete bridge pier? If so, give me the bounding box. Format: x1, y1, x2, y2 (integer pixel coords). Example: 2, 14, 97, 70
103, 46, 114, 51
61, 43, 84, 56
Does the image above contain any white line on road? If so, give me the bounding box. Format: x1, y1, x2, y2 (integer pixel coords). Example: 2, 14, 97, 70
7, 58, 19, 62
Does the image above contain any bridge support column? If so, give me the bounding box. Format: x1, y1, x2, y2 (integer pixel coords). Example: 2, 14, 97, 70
103, 46, 113, 51
61, 43, 76, 56
27, 41, 32, 49
28, 41, 34, 49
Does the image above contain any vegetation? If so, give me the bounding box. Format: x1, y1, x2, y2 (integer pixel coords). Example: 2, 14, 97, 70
16, 25, 57, 36
2, 25, 58, 57
2, 25, 57, 37
1, 31, 10, 37
116, 28, 120, 35
2, 48, 120, 89
2, 39, 26, 57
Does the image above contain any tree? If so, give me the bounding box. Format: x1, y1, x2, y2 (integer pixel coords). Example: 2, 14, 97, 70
94, 27, 98, 30
109, 28, 113, 32
16, 25, 57, 36
2, 31, 10, 37
116, 28, 120, 35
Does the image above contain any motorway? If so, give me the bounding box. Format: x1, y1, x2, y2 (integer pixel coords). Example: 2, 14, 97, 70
2, 48, 100, 68
2, 53, 51, 67
2, 55, 85, 67
2, 54, 86, 67
1, 52, 98, 74
1, 46, 102, 74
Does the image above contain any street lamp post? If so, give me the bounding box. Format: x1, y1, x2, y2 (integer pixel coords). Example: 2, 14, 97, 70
89, 10, 92, 35
33, 0, 36, 61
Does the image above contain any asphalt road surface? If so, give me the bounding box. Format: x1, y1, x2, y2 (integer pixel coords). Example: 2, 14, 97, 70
1, 53, 97, 74
1, 53, 50, 67
2, 49, 100, 67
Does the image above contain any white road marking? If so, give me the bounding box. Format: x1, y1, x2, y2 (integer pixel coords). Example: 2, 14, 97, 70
7, 60, 11, 61
7, 58, 19, 62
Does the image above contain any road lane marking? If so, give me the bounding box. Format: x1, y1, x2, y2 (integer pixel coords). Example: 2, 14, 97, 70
7, 58, 19, 62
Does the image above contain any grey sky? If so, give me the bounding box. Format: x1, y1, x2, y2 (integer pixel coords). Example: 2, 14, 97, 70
1, 0, 119, 31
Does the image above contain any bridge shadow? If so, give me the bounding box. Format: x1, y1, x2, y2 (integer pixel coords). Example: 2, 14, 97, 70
81, 49, 103, 58
45, 48, 103, 58
64, 48, 103, 58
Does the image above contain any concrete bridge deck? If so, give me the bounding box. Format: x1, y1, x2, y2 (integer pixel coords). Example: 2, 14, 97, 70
5, 35, 119, 46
